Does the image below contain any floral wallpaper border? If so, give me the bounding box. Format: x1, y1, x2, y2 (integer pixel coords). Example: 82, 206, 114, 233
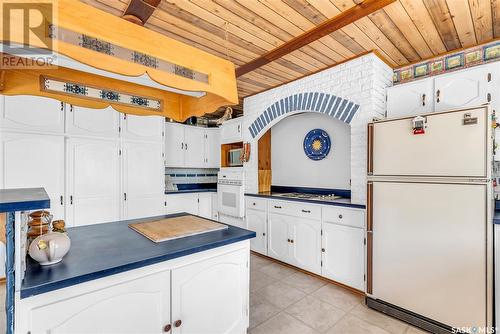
393, 41, 500, 85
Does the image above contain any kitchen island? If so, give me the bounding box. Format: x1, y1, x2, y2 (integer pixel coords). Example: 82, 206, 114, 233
16, 212, 255, 334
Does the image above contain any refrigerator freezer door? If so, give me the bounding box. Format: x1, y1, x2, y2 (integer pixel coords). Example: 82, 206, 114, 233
371, 181, 487, 328
372, 107, 488, 177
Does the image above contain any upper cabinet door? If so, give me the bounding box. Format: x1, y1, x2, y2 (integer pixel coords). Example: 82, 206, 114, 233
0, 133, 65, 220
0, 95, 65, 133
205, 129, 221, 168
66, 138, 121, 227
387, 78, 434, 118
66, 105, 119, 138
184, 126, 205, 168
220, 119, 242, 144
434, 66, 491, 112
121, 114, 164, 142
165, 123, 185, 167
122, 141, 165, 220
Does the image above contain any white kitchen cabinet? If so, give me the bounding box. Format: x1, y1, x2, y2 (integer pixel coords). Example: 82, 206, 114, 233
122, 141, 165, 220
434, 65, 492, 112
25, 270, 171, 334
184, 126, 205, 168
165, 123, 220, 168
121, 114, 164, 142
205, 129, 221, 167
220, 118, 243, 144
198, 192, 212, 219
211, 193, 219, 221
66, 105, 119, 138
66, 138, 121, 227
171, 245, 248, 334
0, 132, 65, 220
0, 95, 65, 133
290, 217, 321, 274
164, 122, 185, 167
268, 213, 290, 262
322, 222, 365, 291
246, 209, 267, 255
166, 193, 199, 216
386, 78, 434, 118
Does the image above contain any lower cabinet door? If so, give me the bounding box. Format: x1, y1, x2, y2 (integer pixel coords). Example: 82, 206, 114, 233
27, 270, 171, 333
322, 222, 365, 291
246, 209, 267, 255
198, 193, 212, 219
166, 193, 199, 216
267, 213, 290, 262
290, 217, 321, 274
171, 248, 249, 334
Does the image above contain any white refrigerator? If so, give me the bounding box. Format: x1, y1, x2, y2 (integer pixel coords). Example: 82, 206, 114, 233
366, 106, 494, 333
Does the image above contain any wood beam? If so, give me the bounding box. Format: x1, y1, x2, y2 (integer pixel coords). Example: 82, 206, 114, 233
235, 0, 396, 77
122, 0, 161, 25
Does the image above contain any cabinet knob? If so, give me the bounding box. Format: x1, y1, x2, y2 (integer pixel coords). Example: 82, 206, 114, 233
290, 239, 294, 244
321, 248, 325, 252
253, 202, 256, 206
338, 214, 343, 219
287, 238, 290, 243
164, 324, 172, 332
263, 232, 266, 236
174, 320, 182, 328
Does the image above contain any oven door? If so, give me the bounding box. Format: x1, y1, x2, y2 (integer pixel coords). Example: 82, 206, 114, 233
217, 181, 244, 217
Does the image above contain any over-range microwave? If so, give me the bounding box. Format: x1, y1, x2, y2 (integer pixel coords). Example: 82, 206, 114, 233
227, 148, 244, 167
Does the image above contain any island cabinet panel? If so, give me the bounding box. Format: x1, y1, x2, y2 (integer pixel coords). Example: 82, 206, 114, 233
246, 209, 267, 255
121, 114, 165, 142
171, 248, 249, 334
122, 141, 165, 220
0, 95, 65, 133
66, 138, 121, 227
26, 270, 171, 334
0, 132, 65, 220
66, 105, 120, 138
321, 222, 365, 291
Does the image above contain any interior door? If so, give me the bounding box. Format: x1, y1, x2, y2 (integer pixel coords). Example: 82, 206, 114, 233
322, 222, 365, 291
246, 209, 267, 255
171, 248, 248, 334
372, 107, 488, 177
434, 66, 491, 112
66, 138, 121, 227
387, 78, 434, 118
29, 270, 171, 334
165, 123, 185, 167
66, 105, 119, 138
0, 132, 65, 219
122, 141, 165, 220
267, 213, 290, 262
290, 217, 321, 274
184, 127, 205, 168
0, 95, 65, 133
372, 181, 487, 328
121, 114, 164, 142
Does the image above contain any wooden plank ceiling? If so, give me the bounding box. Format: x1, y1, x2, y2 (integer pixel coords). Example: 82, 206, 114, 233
81, 0, 499, 111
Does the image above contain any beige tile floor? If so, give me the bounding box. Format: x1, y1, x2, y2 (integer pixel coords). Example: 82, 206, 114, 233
249, 253, 429, 334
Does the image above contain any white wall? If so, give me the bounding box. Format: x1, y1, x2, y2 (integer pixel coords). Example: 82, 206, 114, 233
242, 53, 393, 204
271, 113, 351, 189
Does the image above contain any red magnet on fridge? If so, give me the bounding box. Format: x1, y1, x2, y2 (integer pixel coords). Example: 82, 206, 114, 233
412, 116, 426, 135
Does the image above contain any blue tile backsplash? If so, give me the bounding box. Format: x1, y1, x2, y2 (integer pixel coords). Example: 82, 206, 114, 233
165, 167, 219, 191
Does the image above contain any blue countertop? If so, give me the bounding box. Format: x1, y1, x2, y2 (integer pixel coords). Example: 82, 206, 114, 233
494, 210, 500, 225
245, 192, 365, 209
0, 188, 50, 213
21, 213, 255, 298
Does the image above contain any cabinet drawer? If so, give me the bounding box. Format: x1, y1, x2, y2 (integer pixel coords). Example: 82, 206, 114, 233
245, 197, 267, 211
322, 206, 365, 229
269, 200, 321, 220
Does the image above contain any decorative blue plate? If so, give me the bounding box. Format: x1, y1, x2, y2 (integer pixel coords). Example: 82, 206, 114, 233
303, 129, 331, 161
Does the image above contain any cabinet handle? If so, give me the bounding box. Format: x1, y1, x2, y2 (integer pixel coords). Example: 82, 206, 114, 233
287, 238, 290, 243
436, 89, 440, 103
181, 143, 184, 149
70, 195, 73, 205
488, 93, 492, 102
60, 195, 63, 205
301, 209, 310, 213
263, 232, 266, 236
422, 94, 426, 106
321, 248, 325, 252
60, 102, 64, 111
290, 239, 294, 244
274, 205, 282, 209
338, 214, 343, 219
163, 324, 172, 332
238, 124, 241, 133
185, 143, 188, 150
174, 320, 182, 328
124, 193, 127, 201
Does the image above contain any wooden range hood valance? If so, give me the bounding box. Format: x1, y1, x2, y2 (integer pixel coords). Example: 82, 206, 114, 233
0, 0, 238, 121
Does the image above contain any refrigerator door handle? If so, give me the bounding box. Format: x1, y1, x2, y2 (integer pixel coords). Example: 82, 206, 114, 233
367, 123, 374, 175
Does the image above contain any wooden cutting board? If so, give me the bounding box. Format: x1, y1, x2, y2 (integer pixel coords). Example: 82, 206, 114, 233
129, 215, 228, 243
